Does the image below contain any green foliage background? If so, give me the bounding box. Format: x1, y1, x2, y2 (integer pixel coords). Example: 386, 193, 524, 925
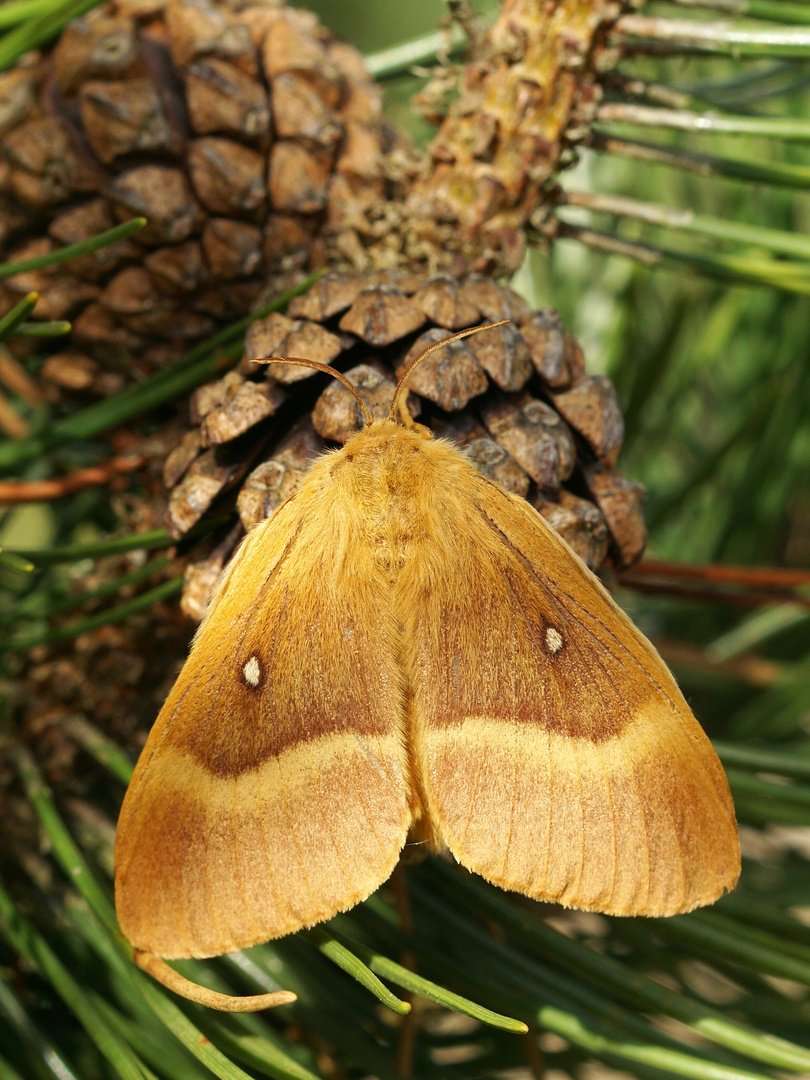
1, 1, 810, 1078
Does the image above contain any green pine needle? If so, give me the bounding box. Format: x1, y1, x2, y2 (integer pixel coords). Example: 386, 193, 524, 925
10, 320, 71, 339
0, 0, 102, 69
3, 576, 184, 651
2, 514, 231, 565
0, 220, 147, 281
0, 293, 38, 339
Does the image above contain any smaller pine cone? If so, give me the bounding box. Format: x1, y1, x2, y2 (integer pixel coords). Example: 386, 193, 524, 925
165, 270, 646, 619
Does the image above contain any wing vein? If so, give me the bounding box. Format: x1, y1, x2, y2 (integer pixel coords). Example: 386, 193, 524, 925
231, 777, 256, 946
274, 755, 318, 921
597, 741, 619, 909
545, 586, 678, 710
255, 774, 285, 933
629, 756, 653, 911
476, 488, 679, 710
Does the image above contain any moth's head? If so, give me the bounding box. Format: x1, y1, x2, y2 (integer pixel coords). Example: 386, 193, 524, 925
247, 319, 509, 435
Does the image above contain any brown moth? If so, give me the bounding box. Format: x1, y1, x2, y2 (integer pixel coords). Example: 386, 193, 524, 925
115, 323, 740, 976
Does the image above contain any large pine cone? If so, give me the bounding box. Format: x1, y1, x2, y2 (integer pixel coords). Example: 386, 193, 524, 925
0, 0, 408, 393
166, 270, 646, 619
0, 0, 629, 400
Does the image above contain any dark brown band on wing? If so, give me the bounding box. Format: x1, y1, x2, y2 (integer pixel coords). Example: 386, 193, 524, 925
156, 522, 404, 778
399, 488, 657, 745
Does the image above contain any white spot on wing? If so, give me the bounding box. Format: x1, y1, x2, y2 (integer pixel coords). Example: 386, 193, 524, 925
243, 655, 261, 687
545, 627, 563, 654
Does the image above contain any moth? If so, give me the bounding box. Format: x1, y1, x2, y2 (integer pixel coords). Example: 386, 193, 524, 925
115, 322, 740, 969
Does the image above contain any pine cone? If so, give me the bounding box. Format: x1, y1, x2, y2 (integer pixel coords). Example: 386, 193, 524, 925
0, 0, 409, 393
166, 270, 645, 620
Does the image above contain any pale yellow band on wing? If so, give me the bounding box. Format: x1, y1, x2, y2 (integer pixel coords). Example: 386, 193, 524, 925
423, 705, 739, 917
116, 732, 410, 958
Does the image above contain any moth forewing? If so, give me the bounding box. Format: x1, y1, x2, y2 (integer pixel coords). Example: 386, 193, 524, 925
114, 468, 411, 961
403, 470, 739, 916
